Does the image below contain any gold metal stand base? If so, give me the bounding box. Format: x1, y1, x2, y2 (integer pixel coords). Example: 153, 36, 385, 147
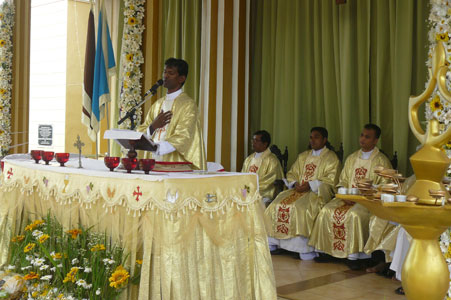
336, 195, 451, 300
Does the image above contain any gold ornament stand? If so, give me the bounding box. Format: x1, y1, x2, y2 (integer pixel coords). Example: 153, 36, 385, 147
340, 42, 451, 300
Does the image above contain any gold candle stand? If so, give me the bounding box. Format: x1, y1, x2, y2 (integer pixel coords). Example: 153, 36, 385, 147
342, 41, 451, 300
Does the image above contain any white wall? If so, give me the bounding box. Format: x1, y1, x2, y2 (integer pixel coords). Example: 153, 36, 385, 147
28, 0, 67, 152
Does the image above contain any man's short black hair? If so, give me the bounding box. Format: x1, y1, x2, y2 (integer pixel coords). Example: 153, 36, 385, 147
164, 58, 189, 78
364, 123, 381, 139
253, 130, 271, 147
310, 127, 328, 138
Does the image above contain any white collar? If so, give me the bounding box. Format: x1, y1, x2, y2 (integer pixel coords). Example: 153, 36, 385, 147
312, 147, 325, 157
166, 89, 182, 101
254, 147, 270, 158
361, 148, 374, 160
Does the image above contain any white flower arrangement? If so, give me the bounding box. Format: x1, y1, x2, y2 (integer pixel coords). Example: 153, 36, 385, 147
118, 0, 145, 129
1, 215, 141, 299
425, 0, 451, 128
0, 1, 14, 157
426, 1, 451, 298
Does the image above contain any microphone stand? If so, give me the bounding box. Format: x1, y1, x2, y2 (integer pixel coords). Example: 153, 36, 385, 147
117, 88, 158, 130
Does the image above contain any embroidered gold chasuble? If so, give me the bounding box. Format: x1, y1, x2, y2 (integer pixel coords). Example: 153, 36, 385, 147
265, 148, 340, 239
309, 148, 391, 258
137, 93, 207, 170
241, 148, 284, 200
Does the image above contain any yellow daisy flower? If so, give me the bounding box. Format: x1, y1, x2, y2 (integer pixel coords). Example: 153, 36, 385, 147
38, 234, 50, 244
0, 40, 5, 47
33, 220, 45, 226
51, 252, 62, 260
24, 243, 36, 253
128, 17, 137, 25
91, 244, 106, 252
67, 229, 82, 239
11, 235, 25, 242
109, 265, 130, 289
136, 259, 143, 265
63, 267, 79, 283
24, 272, 39, 281
430, 95, 443, 112
0, 88, 6, 94
436, 33, 450, 42
126, 53, 134, 62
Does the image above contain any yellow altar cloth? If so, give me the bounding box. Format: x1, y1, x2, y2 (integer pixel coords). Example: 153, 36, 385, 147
0, 155, 276, 300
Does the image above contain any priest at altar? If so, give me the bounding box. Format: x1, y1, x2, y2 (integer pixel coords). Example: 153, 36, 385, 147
137, 58, 206, 170
310, 124, 392, 269
241, 130, 284, 204
265, 127, 341, 260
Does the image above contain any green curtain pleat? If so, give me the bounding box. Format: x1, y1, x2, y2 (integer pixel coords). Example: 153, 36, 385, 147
250, 0, 429, 175
161, 0, 201, 103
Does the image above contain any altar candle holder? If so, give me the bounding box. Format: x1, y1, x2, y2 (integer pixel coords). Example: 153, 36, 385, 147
42, 151, 54, 165
55, 153, 70, 167
30, 150, 42, 163
104, 156, 120, 172
122, 157, 138, 173
139, 159, 155, 174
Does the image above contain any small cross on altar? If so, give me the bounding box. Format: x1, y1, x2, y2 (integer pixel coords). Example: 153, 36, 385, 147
73, 135, 85, 168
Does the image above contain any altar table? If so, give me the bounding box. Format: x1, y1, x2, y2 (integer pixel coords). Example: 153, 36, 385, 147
0, 154, 276, 300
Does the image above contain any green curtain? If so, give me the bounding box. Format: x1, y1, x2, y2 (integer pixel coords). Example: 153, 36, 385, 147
250, 0, 429, 175
161, 0, 202, 103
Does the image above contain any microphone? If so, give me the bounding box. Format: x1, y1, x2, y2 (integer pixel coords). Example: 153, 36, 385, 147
143, 79, 163, 98
117, 79, 164, 128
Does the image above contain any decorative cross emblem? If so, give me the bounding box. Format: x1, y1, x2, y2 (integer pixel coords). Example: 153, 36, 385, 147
205, 193, 217, 203
6, 168, 13, 179
73, 135, 85, 168
133, 186, 142, 201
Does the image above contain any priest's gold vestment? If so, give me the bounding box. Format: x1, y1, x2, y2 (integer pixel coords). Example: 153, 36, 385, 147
241, 148, 284, 200
309, 148, 391, 258
265, 148, 340, 239
137, 93, 207, 170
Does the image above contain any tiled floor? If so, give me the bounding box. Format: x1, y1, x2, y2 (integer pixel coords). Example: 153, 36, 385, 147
273, 254, 406, 300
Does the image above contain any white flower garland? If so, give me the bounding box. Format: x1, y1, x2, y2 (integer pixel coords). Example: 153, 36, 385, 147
426, 1, 451, 298
0, 1, 14, 157
118, 0, 145, 130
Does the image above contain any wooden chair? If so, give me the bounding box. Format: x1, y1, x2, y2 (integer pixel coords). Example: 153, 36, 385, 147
379, 149, 398, 170
270, 145, 288, 201
336, 143, 344, 163
270, 145, 288, 176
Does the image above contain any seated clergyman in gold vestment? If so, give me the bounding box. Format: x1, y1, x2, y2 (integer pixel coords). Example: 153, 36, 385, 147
265, 127, 341, 260
241, 130, 284, 203
309, 124, 392, 269
137, 58, 207, 170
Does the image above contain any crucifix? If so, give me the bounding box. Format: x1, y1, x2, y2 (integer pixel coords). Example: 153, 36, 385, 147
73, 135, 85, 169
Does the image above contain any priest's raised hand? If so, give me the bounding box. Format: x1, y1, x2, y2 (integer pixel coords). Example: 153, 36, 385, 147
149, 110, 172, 135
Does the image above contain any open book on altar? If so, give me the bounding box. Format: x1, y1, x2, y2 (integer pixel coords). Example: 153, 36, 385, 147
103, 129, 157, 151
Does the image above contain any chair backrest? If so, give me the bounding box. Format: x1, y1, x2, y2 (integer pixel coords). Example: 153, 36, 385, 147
379, 149, 398, 170
335, 143, 344, 163
270, 145, 288, 176
391, 151, 398, 170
